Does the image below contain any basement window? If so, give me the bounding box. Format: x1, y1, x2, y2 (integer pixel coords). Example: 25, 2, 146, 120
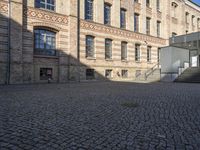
40, 68, 53, 80
86, 69, 95, 80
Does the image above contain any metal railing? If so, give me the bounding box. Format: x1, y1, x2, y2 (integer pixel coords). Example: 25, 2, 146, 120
144, 62, 160, 80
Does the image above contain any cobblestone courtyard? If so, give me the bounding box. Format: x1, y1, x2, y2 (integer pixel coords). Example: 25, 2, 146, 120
0, 82, 200, 150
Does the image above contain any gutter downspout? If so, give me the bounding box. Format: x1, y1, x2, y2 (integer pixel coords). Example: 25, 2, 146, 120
77, 0, 80, 82
6, 0, 11, 84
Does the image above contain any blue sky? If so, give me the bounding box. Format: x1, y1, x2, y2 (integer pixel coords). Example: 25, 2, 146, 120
192, 0, 200, 5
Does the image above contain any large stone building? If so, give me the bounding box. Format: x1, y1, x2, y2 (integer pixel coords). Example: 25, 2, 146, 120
0, 0, 200, 84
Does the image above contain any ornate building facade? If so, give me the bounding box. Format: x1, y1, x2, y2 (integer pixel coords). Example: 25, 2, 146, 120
0, 0, 200, 84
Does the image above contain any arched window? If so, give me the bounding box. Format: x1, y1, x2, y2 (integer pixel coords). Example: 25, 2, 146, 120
35, 0, 55, 11
34, 28, 56, 56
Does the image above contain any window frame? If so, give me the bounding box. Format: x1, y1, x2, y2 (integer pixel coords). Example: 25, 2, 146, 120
120, 8, 126, 29
86, 35, 95, 58
146, 0, 150, 7
105, 38, 112, 60
104, 3, 111, 25
135, 44, 140, 62
35, 0, 55, 11
85, 0, 94, 21
147, 46, 152, 62
105, 69, 113, 78
122, 70, 128, 78
34, 28, 57, 56
86, 69, 95, 80
121, 41, 128, 61
146, 17, 151, 35
134, 13, 139, 32
157, 21, 161, 37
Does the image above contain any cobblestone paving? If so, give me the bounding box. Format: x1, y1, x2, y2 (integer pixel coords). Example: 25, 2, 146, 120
0, 82, 200, 150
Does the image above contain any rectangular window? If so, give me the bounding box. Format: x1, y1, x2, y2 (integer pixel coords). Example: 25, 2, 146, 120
105, 69, 112, 78
121, 42, 128, 60
185, 12, 189, 23
146, 17, 151, 35
156, 0, 160, 10
86, 35, 95, 58
134, 13, 139, 32
135, 44, 140, 62
147, 46, 151, 62
134, 0, 139, 2
146, 0, 150, 7
86, 69, 95, 80
158, 48, 160, 63
198, 18, 200, 28
135, 70, 141, 78
40, 68, 53, 80
85, 0, 93, 20
157, 21, 161, 37
34, 29, 56, 56
35, 0, 55, 11
104, 3, 111, 25
120, 9, 126, 29
122, 70, 128, 78
192, 15, 195, 26
105, 39, 112, 59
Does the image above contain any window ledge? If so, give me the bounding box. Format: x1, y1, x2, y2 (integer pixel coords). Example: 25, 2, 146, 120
36, 7, 56, 13
135, 61, 141, 63
105, 58, 113, 61
34, 54, 59, 59
86, 57, 96, 60
121, 60, 128, 62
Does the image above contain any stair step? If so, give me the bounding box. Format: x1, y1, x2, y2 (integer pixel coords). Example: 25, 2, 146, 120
175, 67, 200, 83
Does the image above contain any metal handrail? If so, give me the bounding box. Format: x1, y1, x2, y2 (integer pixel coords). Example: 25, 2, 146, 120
145, 62, 160, 80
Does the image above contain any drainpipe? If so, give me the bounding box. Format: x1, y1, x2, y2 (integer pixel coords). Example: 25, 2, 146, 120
6, 0, 11, 84
77, 0, 80, 82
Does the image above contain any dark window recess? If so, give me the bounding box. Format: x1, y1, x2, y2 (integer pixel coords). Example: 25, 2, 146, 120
122, 70, 128, 78
104, 3, 111, 25
35, 0, 55, 11
146, 0, 150, 7
86, 35, 95, 58
105, 39, 112, 59
40, 68, 53, 80
157, 21, 161, 37
135, 44, 140, 61
120, 8, 126, 29
105, 69, 112, 78
146, 17, 151, 35
147, 46, 151, 62
121, 42, 128, 60
134, 13, 139, 32
86, 69, 95, 80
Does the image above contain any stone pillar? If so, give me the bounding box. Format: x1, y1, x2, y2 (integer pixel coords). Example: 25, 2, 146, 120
95, 0, 104, 24
10, 0, 23, 84
68, 0, 79, 81
112, 0, 120, 28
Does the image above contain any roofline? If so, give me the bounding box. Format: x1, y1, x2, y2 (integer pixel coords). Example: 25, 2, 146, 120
188, 0, 200, 7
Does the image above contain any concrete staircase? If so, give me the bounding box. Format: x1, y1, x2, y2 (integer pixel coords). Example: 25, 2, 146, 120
135, 69, 161, 83
175, 67, 200, 83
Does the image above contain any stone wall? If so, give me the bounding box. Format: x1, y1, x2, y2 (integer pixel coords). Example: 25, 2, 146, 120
0, 0, 200, 84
